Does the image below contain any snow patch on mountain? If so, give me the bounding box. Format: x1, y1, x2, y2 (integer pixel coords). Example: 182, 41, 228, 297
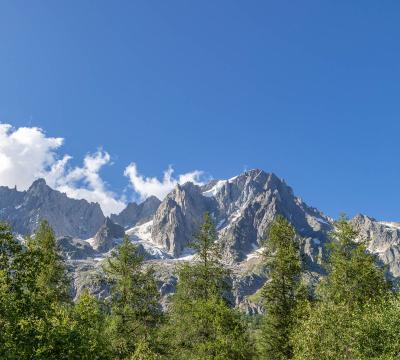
171, 248, 196, 262
379, 221, 400, 230
86, 237, 96, 247
127, 220, 171, 259
126, 220, 153, 242
316, 217, 330, 225
202, 180, 227, 197
245, 247, 265, 261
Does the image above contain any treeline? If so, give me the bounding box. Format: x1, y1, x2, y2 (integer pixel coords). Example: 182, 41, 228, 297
0, 214, 400, 359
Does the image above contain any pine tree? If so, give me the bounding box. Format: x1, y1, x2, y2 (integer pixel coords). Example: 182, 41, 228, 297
317, 214, 390, 307
24, 220, 70, 304
177, 212, 228, 301
0, 222, 22, 275
131, 338, 163, 360
165, 212, 254, 359
0, 222, 23, 358
2, 220, 113, 359
105, 235, 162, 359
260, 215, 305, 360
15, 221, 71, 359
291, 215, 392, 360
66, 290, 110, 359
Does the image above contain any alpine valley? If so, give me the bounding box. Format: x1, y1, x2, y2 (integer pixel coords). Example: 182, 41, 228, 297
1, 169, 398, 313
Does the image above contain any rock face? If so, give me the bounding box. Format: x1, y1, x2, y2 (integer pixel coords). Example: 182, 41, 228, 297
0, 179, 105, 239
151, 182, 213, 256
110, 196, 161, 228
352, 214, 400, 278
57, 236, 97, 260
151, 170, 332, 265
91, 217, 125, 252
207, 170, 332, 264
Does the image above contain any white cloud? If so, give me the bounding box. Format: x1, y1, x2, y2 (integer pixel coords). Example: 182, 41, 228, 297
0, 124, 125, 216
46, 150, 126, 216
0, 124, 63, 190
124, 163, 206, 201
0, 123, 208, 216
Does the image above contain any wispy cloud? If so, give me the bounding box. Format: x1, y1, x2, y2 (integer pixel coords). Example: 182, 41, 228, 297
47, 150, 126, 215
0, 123, 208, 216
124, 163, 206, 201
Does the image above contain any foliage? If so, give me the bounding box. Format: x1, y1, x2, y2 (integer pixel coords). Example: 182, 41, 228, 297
104, 235, 162, 359
317, 214, 390, 308
0, 222, 23, 358
291, 215, 393, 360
167, 295, 253, 359
259, 215, 306, 359
353, 294, 400, 359
24, 220, 70, 305
1, 213, 400, 360
183, 212, 230, 300
164, 212, 254, 359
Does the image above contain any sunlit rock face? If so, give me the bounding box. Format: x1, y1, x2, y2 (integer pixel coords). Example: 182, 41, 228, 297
151, 169, 332, 266
110, 196, 161, 229
352, 214, 400, 278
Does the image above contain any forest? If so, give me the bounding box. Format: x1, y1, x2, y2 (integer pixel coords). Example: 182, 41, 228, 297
1, 213, 399, 359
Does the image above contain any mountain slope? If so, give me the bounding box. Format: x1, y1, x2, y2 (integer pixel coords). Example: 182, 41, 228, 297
0, 178, 105, 239
1, 170, 399, 311
110, 196, 160, 228
150, 169, 332, 267
352, 214, 400, 278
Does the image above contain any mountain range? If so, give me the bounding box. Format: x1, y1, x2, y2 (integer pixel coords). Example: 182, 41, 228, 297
1, 169, 399, 312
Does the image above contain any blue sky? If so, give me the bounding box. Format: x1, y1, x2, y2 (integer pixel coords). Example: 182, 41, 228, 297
0, 1, 399, 219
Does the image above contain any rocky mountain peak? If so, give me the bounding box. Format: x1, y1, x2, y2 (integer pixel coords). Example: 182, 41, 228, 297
0, 179, 105, 239
91, 217, 125, 252
148, 169, 332, 262
2, 169, 400, 312
351, 214, 400, 278
144, 195, 161, 206
110, 196, 161, 229
151, 181, 211, 256
26, 178, 52, 197
353, 213, 376, 223
28, 177, 47, 189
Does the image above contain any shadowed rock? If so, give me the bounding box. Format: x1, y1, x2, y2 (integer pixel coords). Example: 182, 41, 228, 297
0, 178, 105, 238
92, 217, 125, 252
110, 196, 161, 228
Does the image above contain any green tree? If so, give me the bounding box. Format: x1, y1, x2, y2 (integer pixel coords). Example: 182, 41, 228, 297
353, 294, 400, 359
291, 215, 392, 360
291, 301, 357, 360
0, 222, 24, 358
0, 222, 22, 276
65, 290, 110, 359
291, 295, 400, 360
0, 220, 79, 359
259, 215, 305, 360
1, 220, 111, 359
317, 214, 390, 307
131, 338, 162, 360
15, 221, 71, 359
105, 235, 162, 359
186, 212, 228, 299
165, 212, 254, 359
24, 220, 70, 304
